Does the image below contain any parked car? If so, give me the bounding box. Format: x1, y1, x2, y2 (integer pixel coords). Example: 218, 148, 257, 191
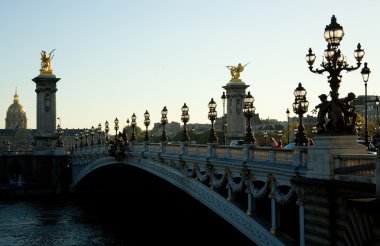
357, 140, 376, 153
283, 143, 296, 149
229, 140, 244, 146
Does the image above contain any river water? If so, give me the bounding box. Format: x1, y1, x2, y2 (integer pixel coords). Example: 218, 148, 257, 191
0, 193, 254, 246
0, 164, 255, 245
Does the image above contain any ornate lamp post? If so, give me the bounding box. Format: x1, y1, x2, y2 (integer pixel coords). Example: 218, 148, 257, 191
124, 119, 130, 143
306, 15, 366, 134
191, 126, 196, 143
161, 106, 168, 142
104, 121, 109, 143
130, 113, 137, 141
294, 128, 298, 140
84, 128, 89, 147
286, 108, 290, 144
181, 103, 190, 142
208, 98, 218, 143
90, 125, 95, 146
122, 126, 128, 144
144, 110, 151, 142
55, 124, 63, 147
114, 117, 119, 140
292, 83, 309, 146
312, 126, 318, 138
277, 130, 283, 141
243, 91, 256, 144
263, 131, 268, 146
355, 122, 362, 137
74, 133, 78, 149
79, 131, 84, 147
221, 91, 227, 145
97, 123, 102, 145
361, 62, 371, 147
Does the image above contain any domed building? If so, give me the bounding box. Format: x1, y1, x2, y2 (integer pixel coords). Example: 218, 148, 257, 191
0, 90, 81, 153
5, 90, 27, 129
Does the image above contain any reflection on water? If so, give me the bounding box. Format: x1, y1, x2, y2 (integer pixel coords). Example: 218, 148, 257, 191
0, 193, 254, 246
0, 197, 118, 246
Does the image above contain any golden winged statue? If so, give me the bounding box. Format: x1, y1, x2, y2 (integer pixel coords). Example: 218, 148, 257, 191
39, 49, 56, 74
226, 62, 249, 82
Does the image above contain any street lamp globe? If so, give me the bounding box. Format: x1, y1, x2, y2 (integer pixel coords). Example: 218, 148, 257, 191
354, 43, 365, 62
181, 103, 189, 124
361, 62, 371, 82
221, 92, 226, 105
208, 97, 217, 112
323, 44, 334, 62
144, 110, 150, 120
293, 82, 307, 102
305, 48, 316, 66
323, 15, 344, 48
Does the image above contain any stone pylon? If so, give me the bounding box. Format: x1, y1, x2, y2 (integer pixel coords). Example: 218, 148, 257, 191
32, 74, 61, 153
223, 80, 249, 141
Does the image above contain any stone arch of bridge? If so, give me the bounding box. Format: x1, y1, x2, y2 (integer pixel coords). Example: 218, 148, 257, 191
71, 155, 289, 246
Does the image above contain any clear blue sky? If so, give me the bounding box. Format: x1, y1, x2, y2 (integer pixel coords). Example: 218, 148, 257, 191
0, 1, 379, 130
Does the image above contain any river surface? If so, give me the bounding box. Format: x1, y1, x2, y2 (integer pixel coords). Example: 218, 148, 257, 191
0, 193, 254, 246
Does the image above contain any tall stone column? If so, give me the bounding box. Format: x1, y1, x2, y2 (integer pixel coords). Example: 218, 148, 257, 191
223, 81, 249, 141
32, 74, 60, 152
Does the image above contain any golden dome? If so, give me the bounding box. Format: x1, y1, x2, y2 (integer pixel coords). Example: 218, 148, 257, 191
6, 90, 27, 129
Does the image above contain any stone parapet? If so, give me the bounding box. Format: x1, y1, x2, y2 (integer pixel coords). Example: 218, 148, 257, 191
306, 135, 366, 179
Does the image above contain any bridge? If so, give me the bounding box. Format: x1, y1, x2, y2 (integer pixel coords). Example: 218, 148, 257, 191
70, 137, 379, 246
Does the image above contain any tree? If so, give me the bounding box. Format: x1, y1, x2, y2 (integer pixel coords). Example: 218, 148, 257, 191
123, 126, 144, 141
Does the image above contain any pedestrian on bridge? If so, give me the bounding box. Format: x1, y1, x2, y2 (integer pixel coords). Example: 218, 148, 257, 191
270, 138, 278, 148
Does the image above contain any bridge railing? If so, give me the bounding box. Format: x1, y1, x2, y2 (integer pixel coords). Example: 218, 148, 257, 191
129, 142, 306, 167
334, 154, 376, 169
333, 153, 377, 183
71, 142, 305, 168
71, 142, 378, 185
186, 144, 209, 156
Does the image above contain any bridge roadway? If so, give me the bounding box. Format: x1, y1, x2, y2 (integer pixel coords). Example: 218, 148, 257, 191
70, 141, 378, 246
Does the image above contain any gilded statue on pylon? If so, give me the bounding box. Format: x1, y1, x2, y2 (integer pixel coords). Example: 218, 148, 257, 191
226, 62, 249, 82
40, 49, 55, 75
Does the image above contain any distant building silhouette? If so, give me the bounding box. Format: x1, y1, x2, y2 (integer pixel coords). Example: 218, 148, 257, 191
353, 95, 379, 122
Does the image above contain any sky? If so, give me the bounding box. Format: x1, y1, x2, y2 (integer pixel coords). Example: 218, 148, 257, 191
0, 1, 379, 130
